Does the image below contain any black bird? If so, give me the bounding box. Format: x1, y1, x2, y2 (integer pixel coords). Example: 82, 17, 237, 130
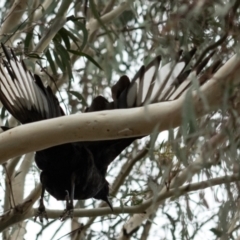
0, 44, 217, 221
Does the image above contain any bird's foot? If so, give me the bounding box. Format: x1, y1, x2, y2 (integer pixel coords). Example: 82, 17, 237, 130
34, 202, 48, 223
59, 207, 73, 221
59, 191, 74, 221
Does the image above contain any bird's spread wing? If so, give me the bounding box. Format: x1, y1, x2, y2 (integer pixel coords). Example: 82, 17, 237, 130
0, 44, 220, 165
83, 48, 222, 170
0, 43, 64, 124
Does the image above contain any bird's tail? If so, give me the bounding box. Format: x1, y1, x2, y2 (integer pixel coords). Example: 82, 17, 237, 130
0, 43, 64, 124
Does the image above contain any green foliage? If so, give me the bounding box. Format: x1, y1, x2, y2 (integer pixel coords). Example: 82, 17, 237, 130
0, 0, 240, 239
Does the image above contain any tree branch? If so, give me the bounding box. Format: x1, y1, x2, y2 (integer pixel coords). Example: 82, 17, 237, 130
117, 174, 240, 239
87, 1, 130, 36
0, 183, 41, 232
0, 0, 28, 39
0, 173, 237, 231
0, 53, 239, 163
32, 0, 54, 22
33, 0, 72, 53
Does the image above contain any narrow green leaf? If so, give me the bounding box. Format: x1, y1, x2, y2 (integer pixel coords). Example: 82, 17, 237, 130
68, 49, 102, 70
58, 28, 71, 49
73, 21, 88, 51
210, 228, 223, 237
14, 171, 22, 178
0, 107, 6, 120
68, 91, 88, 107
53, 50, 64, 72
181, 90, 198, 141
45, 49, 57, 75
64, 27, 81, 50
24, 31, 33, 49
56, 44, 70, 60
25, 53, 43, 60
89, 0, 115, 40
56, 44, 72, 79
53, 32, 62, 43
41, 0, 59, 18
66, 16, 88, 51
66, 15, 85, 22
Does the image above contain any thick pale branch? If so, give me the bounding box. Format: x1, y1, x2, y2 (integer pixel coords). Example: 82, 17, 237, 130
33, 0, 72, 53
0, 173, 237, 229
33, 0, 53, 22
102, 0, 117, 15
87, 1, 130, 36
3, 156, 21, 214
0, 99, 182, 163
0, 184, 41, 232
0, 54, 239, 163
12, 153, 34, 203
0, 0, 28, 38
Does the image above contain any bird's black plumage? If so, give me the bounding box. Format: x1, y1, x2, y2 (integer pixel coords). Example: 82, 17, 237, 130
0, 43, 217, 221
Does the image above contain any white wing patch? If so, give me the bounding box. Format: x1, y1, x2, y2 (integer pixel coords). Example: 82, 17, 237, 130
158, 62, 185, 101
127, 82, 137, 107
137, 65, 156, 105
0, 64, 24, 110
168, 71, 197, 100
150, 61, 185, 102
126, 59, 186, 107
0, 53, 49, 118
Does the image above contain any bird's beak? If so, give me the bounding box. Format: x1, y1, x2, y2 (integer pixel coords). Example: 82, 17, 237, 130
105, 196, 113, 211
